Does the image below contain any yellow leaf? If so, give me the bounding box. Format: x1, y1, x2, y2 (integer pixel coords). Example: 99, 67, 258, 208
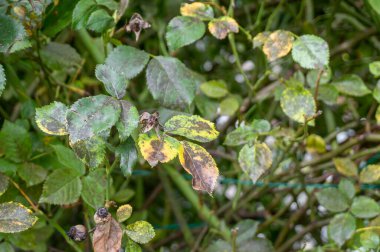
262, 30, 294, 61
253, 32, 270, 48
208, 16, 239, 40
178, 141, 219, 194
333, 158, 358, 177
116, 204, 133, 223
180, 2, 214, 19
306, 134, 326, 154
138, 134, 180, 167
360, 165, 380, 183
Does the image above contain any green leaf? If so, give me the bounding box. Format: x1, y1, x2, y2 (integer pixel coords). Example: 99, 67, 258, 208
96, 0, 119, 10
86, 9, 114, 33
125, 221, 155, 244
0, 121, 32, 163
39, 168, 82, 205
146, 56, 200, 109
178, 141, 219, 194
116, 100, 139, 141
369, 0, 380, 15
200, 80, 229, 98
0, 64, 6, 97
0, 242, 14, 252
360, 165, 380, 183
239, 238, 275, 252
35, 101, 68, 136
0, 14, 18, 53
306, 68, 332, 88
166, 16, 205, 51
332, 74, 371, 97
208, 16, 239, 40
333, 158, 358, 177
117, 204, 132, 222
235, 219, 259, 245
17, 163, 47, 187
350, 196, 380, 218
70, 136, 106, 168
125, 238, 142, 252
195, 95, 219, 121
138, 134, 180, 167
207, 240, 232, 252
338, 179, 356, 200
370, 61, 380, 78
164, 115, 219, 142
291, 35, 329, 69
373, 80, 380, 103
105, 46, 150, 80
238, 143, 272, 183
0, 159, 18, 176
280, 86, 316, 123
81, 169, 106, 209
43, 0, 78, 37
95, 64, 128, 99
220, 96, 240, 116
262, 30, 294, 61
67, 95, 121, 144
316, 188, 349, 212
0, 173, 9, 197
224, 125, 258, 146
328, 213, 356, 247
180, 2, 214, 19
51, 144, 85, 175
360, 231, 380, 249
40, 42, 81, 70
0, 202, 37, 233
318, 84, 338, 105
72, 0, 97, 30
115, 138, 138, 177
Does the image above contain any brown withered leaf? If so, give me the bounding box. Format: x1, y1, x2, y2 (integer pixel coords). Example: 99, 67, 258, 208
92, 210, 122, 252
139, 111, 159, 133
262, 30, 294, 61
125, 13, 151, 41
208, 16, 239, 40
178, 141, 219, 194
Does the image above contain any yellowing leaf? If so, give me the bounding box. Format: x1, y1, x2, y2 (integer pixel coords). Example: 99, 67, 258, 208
164, 115, 219, 143
178, 141, 219, 194
208, 16, 239, 40
117, 204, 133, 223
262, 30, 293, 61
138, 134, 180, 167
35, 101, 68, 135
333, 158, 358, 177
0, 202, 37, 233
238, 143, 272, 183
180, 2, 214, 19
306, 134, 326, 154
125, 220, 155, 244
253, 32, 270, 48
360, 165, 380, 183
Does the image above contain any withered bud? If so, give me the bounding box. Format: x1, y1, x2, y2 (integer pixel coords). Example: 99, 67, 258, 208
94, 207, 111, 224
96, 207, 109, 218
125, 13, 151, 41
67, 225, 87, 242
139, 111, 159, 133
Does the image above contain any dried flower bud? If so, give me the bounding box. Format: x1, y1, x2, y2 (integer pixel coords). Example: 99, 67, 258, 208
67, 225, 87, 242
94, 207, 111, 224
96, 207, 109, 218
125, 13, 151, 41
139, 111, 159, 133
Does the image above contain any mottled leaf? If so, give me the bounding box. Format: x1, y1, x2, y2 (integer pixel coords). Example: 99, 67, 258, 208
40, 42, 81, 70
146, 56, 199, 109
117, 204, 132, 222
219, 96, 239, 116
238, 143, 272, 183
115, 138, 138, 177
328, 213, 356, 247
332, 74, 371, 97
39, 168, 82, 205
280, 86, 316, 123
125, 221, 155, 244
87, 9, 115, 33
252, 32, 270, 48
95, 64, 128, 99
72, 0, 97, 30
200, 80, 228, 98
0, 14, 19, 52
262, 30, 294, 61
17, 163, 47, 187
180, 2, 214, 19
164, 115, 219, 142
81, 169, 106, 209
208, 16, 239, 40
116, 100, 139, 141
35, 101, 68, 136
138, 134, 179, 167
0, 202, 37, 233
93, 213, 122, 252
166, 16, 205, 51
333, 158, 358, 177
291, 35, 329, 69
67, 95, 121, 144
370, 61, 380, 78
178, 141, 219, 194
351, 196, 380, 218
224, 125, 258, 146
316, 188, 349, 212
0, 173, 9, 196
360, 165, 380, 183
0, 64, 6, 97
70, 136, 106, 168
105, 46, 150, 80
51, 144, 85, 175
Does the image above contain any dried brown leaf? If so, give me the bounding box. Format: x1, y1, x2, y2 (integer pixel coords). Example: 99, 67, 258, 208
92, 212, 122, 252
